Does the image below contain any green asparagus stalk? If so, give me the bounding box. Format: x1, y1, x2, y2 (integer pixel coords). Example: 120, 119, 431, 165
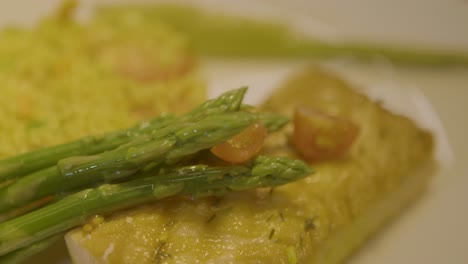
0, 155, 312, 256
96, 5, 468, 66
0, 111, 260, 215
0, 87, 247, 182
258, 112, 289, 132
0, 234, 62, 264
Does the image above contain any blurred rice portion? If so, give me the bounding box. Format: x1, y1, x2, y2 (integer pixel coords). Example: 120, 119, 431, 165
0, 3, 205, 158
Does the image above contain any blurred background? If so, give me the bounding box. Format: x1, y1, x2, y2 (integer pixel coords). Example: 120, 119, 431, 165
1, 0, 468, 51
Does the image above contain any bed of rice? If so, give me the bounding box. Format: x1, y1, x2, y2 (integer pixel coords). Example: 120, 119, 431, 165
0, 6, 206, 158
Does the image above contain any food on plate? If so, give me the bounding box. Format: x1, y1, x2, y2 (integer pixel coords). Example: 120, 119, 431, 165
0, 2, 435, 263
0, 88, 312, 261
292, 106, 360, 161
65, 69, 433, 263
0, 88, 245, 215
210, 122, 269, 164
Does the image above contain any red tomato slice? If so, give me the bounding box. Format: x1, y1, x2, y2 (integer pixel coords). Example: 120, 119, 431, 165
293, 106, 359, 161
211, 123, 267, 164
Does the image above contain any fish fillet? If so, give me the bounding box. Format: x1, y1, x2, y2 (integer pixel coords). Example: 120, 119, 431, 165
65, 68, 433, 264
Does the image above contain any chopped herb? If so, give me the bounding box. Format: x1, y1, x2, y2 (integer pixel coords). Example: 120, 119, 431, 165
154, 241, 171, 263
269, 187, 275, 196
211, 196, 224, 208
279, 211, 285, 222
26, 120, 45, 130
164, 220, 175, 227
206, 213, 217, 223
304, 217, 315, 232
268, 228, 276, 240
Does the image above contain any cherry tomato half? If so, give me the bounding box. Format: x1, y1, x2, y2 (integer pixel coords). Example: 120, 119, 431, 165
211, 123, 267, 164
293, 106, 359, 161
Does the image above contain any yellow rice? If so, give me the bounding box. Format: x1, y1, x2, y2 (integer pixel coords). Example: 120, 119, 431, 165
0, 6, 206, 158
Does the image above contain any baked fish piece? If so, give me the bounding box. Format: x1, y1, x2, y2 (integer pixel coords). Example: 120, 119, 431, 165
66, 68, 433, 264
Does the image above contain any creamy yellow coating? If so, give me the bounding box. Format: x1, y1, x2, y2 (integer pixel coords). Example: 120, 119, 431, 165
69, 69, 433, 263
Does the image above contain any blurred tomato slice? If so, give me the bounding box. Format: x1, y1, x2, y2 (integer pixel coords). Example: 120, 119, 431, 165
211, 123, 267, 164
293, 106, 359, 161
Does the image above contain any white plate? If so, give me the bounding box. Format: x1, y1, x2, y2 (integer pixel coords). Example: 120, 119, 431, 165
2, 1, 468, 263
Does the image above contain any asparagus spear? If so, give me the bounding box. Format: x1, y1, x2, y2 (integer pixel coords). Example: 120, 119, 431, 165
0, 155, 312, 255
0, 87, 247, 182
0, 111, 260, 214
0, 234, 62, 264
258, 112, 289, 132
96, 5, 468, 66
